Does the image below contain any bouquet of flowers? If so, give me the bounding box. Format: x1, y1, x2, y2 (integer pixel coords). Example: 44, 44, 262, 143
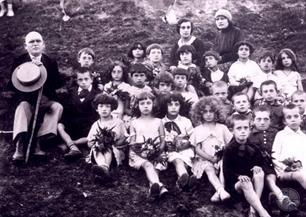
282, 158, 303, 172
131, 136, 161, 161
92, 126, 116, 154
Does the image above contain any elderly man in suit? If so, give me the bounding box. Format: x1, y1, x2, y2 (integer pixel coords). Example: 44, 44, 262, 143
9, 31, 64, 162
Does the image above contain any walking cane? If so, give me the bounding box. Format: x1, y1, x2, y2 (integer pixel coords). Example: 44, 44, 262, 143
25, 86, 44, 163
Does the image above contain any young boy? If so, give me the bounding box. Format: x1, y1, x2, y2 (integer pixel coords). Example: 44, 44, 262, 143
176, 45, 206, 96
231, 92, 252, 118
143, 43, 168, 82
154, 71, 174, 95
202, 50, 228, 95
223, 114, 271, 217
77, 47, 103, 90
228, 41, 264, 101
211, 81, 233, 124
161, 93, 195, 189
254, 80, 284, 130
173, 68, 198, 105
87, 94, 127, 180
272, 103, 306, 191
291, 90, 306, 133
249, 105, 297, 212
57, 67, 101, 160
258, 51, 277, 81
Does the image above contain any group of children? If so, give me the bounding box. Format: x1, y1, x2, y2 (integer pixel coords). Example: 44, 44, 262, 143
10, 15, 306, 217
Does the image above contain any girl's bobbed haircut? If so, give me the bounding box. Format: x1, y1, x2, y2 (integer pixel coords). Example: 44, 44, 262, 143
132, 91, 156, 117
106, 60, 129, 83
191, 96, 223, 126
127, 42, 146, 59
92, 93, 118, 111
234, 41, 255, 55
176, 18, 194, 34
130, 63, 150, 76
275, 48, 298, 71
176, 45, 196, 61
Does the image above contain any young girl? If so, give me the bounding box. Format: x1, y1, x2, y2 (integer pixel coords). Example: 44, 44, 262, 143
127, 42, 146, 64
274, 48, 303, 100
129, 91, 168, 198
87, 94, 127, 181
190, 96, 232, 202
161, 93, 195, 190
104, 60, 131, 119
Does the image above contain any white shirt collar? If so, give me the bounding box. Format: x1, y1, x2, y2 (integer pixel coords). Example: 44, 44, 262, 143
30, 54, 42, 62
178, 36, 196, 47
78, 85, 92, 94
283, 126, 304, 136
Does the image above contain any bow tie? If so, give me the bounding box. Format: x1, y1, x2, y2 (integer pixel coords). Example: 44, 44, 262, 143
79, 89, 90, 98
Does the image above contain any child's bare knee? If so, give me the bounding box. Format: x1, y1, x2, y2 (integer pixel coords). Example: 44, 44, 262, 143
240, 181, 253, 191
142, 161, 154, 170
253, 170, 264, 180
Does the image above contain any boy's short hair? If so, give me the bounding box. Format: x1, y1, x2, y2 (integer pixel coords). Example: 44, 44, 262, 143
211, 80, 228, 89
130, 63, 149, 77
164, 92, 185, 106
283, 102, 304, 115
74, 66, 93, 78
253, 105, 271, 118
176, 18, 194, 34
230, 113, 251, 128
260, 80, 278, 93
156, 71, 174, 85
291, 90, 306, 99
258, 51, 275, 63
234, 41, 255, 55
92, 93, 118, 111
176, 45, 196, 61
172, 68, 189, 80
203, 50, 221, 62
77, 47, 95, 60
127, 42, 146, 59
231, 91, 249, 103
145, 43, 164, 56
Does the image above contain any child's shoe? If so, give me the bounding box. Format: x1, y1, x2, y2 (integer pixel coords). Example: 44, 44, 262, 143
0, 9, 6, 17
279, 196, 297, 212
64, 143, 82, 160
149, 183, 161, 198
177, 173, 189, 189
12, 139, 25, 162
159, 186, 169, 198
92, 165, 110, 180
210, 191, 221, 202
188, 175, 197, 189
6, 4, 14, 17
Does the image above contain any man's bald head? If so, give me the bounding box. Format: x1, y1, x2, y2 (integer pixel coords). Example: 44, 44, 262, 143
24, 31, 45, 56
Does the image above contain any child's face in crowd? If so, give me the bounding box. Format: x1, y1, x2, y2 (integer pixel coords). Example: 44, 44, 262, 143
132, 47, 144, 59
233, 95, 250, 113
76, 72, 93, 90
259, 56, 273, 73
281, 52, 292, 68
179, 21, 192, 38
138, 98, 153, 116
205, 56, 218, 68
174, 75, 188, 89
78, 52, 94, 67
96, 104, 112, 118
237, 45, 250, 59
283, 107, 302, 131
261, 84, 277, 102
132, 72, 146, 87
215, 16, 229, 29
253, 111, 271, 131
159, 82, 172, 94
292, 94, 306, 112
180, 51, 192, 65
212, 86, 228, 102
167, 100, 180, 118
202, 105, 215, 123
232, 120, 250, 144
111, 65, 123, 82
148, 48, 162, 63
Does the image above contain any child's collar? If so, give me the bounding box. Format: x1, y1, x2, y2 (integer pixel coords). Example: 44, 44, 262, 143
178, 36, 196, 47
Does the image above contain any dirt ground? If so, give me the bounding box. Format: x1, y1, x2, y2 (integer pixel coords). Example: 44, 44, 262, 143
1, 0, 306, 216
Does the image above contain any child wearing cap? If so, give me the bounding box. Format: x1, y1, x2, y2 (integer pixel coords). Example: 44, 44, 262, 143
228, 41, 264, 101
127, 42, 146, 65
0, 0, 14, 17
202, 50, 228, 95
173, 68, 199, 105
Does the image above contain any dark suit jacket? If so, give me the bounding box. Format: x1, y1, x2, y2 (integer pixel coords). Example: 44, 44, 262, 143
9, 53, 63, 104
61, 87, 100, 138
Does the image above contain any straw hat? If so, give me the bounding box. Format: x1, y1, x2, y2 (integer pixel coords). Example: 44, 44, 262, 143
12, 62, 47, 92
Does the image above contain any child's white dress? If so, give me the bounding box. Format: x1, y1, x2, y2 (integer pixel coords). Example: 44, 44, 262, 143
274, 70, 301, 98
190, 123, 232, 179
